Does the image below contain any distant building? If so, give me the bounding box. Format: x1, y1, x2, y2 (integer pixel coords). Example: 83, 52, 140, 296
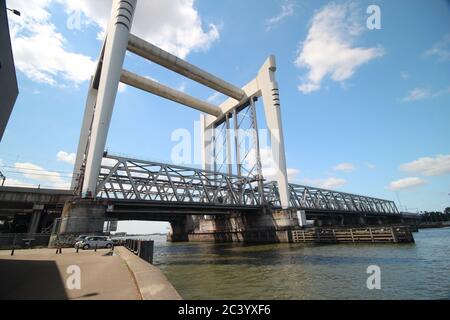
0, 0, 19, 141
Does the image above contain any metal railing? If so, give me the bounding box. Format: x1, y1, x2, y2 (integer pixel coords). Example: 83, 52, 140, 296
0, 233, 51, 249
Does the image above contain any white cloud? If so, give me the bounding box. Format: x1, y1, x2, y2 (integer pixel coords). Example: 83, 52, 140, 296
332, 162, 355, 172
207, 92, 226, 104
3, 178, 35, 188
118, 82, 127, 93
177, 82, 187, 93
266, 0, 295, 31
57, 151, 76, 165
400, 71, 409, 80
302, 177, 347, 189
402, 88, 430, 102
432, 86, 450, 98
402, 86, 450, 102
387, 177, 426, 191
400, 154, 450, 177
62, 0, 220, 59
7, 0, 219, 86
13, 162, 71, 188
366, 163, 376, 170
7, 0, 96, 86
295, 2, 384, 94
424, 33, 450, 62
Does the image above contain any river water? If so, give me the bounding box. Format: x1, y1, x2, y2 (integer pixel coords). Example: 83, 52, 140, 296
141, 228, 450, 300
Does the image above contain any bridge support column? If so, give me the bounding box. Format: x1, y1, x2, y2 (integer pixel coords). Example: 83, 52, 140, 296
50, 200, 106, 247
297, 210, 307, 227
71, 78, 98, 190
82, 0, 137, 197
258, 56, 290, 209
167, 217, 198, 242
28, 205, 44, 234
201, 114, 213, 171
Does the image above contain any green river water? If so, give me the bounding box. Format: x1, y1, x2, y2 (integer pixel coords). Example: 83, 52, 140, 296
145, 227, 450, 299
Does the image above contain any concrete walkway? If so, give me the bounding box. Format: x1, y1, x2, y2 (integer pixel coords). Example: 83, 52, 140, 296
0, 248, 141, 300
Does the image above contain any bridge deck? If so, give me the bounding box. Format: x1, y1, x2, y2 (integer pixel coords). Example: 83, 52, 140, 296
1, 156, 401, 218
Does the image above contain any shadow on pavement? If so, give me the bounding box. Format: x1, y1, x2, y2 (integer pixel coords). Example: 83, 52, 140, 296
0, 259, 68, 300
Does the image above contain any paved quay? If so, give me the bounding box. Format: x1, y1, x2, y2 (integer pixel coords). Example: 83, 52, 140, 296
0, 247, 181, 300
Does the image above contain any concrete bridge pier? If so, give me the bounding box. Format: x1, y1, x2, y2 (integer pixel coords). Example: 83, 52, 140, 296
167, 216, 198, 242
27, 204, 44, 234
49, 200, 107, 247
168, 209, 302, 243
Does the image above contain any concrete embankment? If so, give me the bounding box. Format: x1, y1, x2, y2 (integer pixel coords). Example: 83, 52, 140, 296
0, 247, 181, 300
116, 247, 182, 300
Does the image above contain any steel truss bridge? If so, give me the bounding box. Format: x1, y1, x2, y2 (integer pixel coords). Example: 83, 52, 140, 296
88, 155, 399, 218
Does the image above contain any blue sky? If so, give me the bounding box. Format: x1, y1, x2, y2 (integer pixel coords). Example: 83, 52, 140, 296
2, 0, 450, 233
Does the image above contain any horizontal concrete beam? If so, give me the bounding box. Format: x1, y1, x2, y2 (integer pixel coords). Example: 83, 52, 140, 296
0, 186, 73, 204
120, 69, 222, 117
127, 34, 246, 101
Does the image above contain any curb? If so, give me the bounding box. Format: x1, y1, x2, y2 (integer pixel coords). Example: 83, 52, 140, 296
116, 247, 182, 300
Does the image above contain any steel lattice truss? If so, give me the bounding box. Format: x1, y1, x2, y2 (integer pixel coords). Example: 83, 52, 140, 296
212, 120, 228, 175
96, 155, 263, 207
264, 182, 399, 214
95, 156, 399, 215
235, 101, 263, 181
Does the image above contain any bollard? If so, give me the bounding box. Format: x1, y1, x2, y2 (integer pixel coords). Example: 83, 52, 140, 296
137, 241, 142, 256
76, 245, 79, 253
11, 234, 17, 256
138, 241, 154, 264
95, 244, 97, 252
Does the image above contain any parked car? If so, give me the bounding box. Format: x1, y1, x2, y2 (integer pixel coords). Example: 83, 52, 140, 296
74, 235, 89, 243
75, 236, 114, 250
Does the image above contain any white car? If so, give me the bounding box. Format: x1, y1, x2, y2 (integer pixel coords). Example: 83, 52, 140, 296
75, 236, 114, 250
